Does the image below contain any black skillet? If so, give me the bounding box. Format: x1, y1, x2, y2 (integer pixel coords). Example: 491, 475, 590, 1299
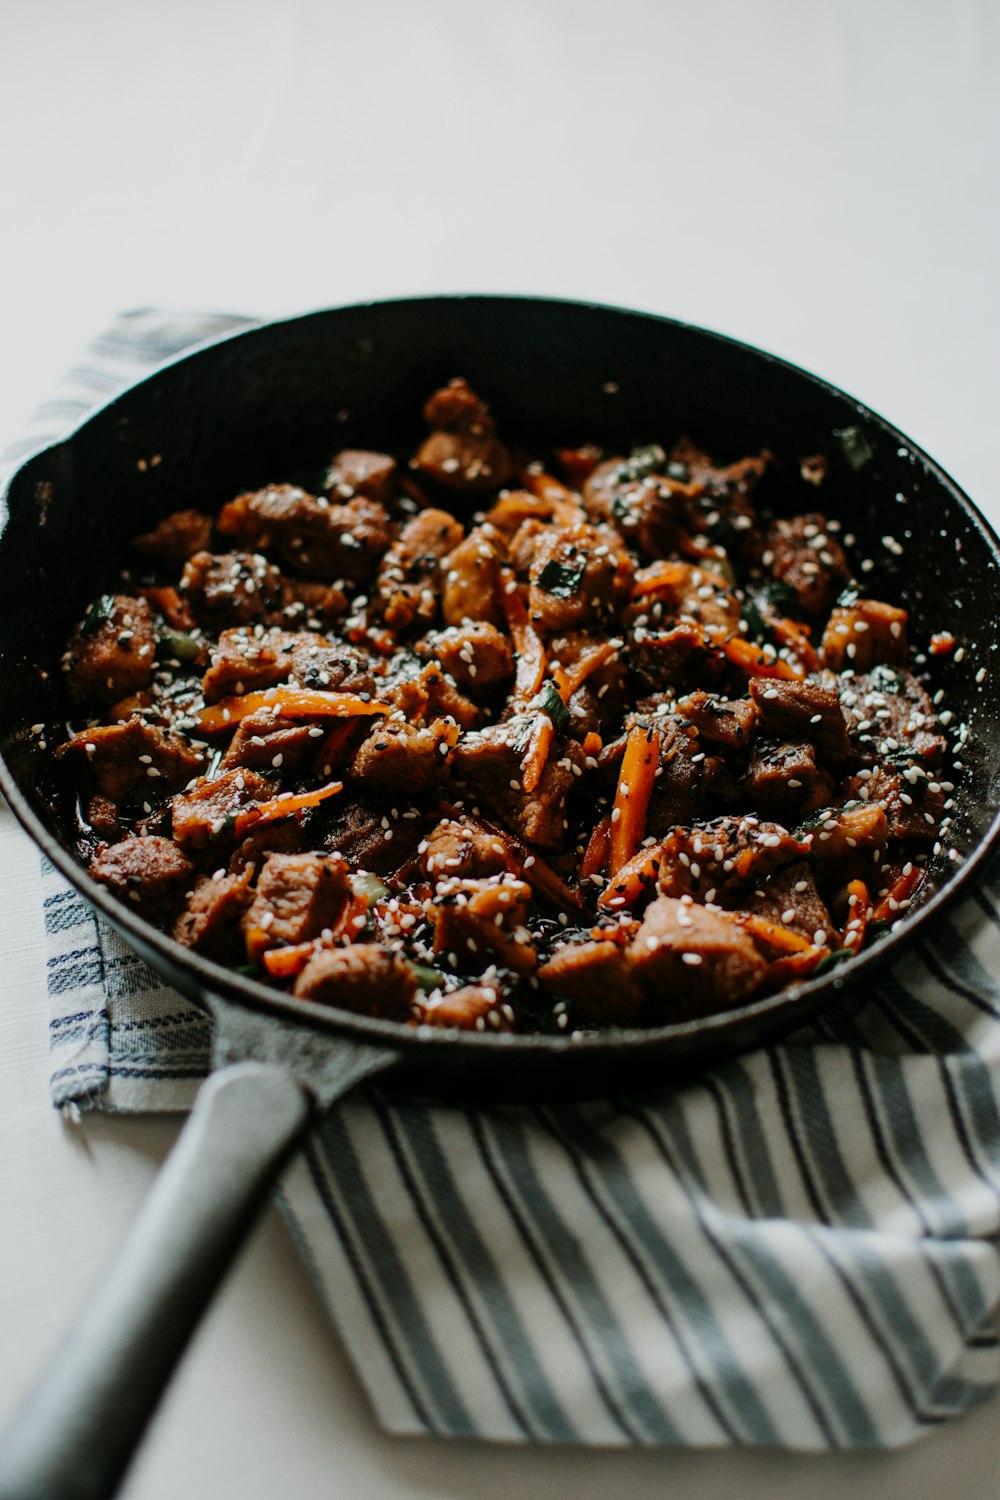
1, 296, 999, 1500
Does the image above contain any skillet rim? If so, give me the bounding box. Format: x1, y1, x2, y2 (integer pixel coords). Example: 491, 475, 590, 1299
2, 291, 999, 1062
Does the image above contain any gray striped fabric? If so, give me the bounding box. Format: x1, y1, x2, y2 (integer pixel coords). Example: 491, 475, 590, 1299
14, 312, 1000, 1448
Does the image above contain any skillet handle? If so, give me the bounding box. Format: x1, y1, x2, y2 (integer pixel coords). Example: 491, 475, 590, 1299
0, 1053, 385, 1500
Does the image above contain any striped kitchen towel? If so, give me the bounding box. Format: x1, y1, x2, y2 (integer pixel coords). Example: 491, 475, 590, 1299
12, 310, 1000, 1449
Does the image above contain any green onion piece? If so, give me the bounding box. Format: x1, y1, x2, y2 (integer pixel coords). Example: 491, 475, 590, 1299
160, 629, 202, 663
80, 595, 116, 637
536, 558, 586, 599
352, 872, 389, 904
410, 962, 447, 994
835, 425, 874, 471
530, 681, 570, 733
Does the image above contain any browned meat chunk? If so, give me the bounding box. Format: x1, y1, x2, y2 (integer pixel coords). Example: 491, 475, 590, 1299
422, 817, 509, 879
374, 508, 463, 631
221, 711, 323, 772
629, 624, 724, 695
170, 769, 274, 850
803, 801, 889, 860
172, 869, 254, 964
278, 578, 349, 625
413, 379, 513, 492
744, 740, 833, 818
202, 627, 293, 702
629, 897, 766, 1019
324, 449, 398, 505
351, 717, 460, 795
537, 940, 645, 1024
64, 595, 157, 707
583, 457, 683, 558
527, 523, 631, 632
644, 716, 731, 837
839, 667, 946, 765
822, 598, 908, 671
134, 509, 213, 566
417, 983, 508, 1030
85, 794, 122, 841
842, 767, 945, 843
58, 716, 205, 802
749, 677, 851, 759
180, 552, 283, 628
217, 485, 393, 583
322, 801, 426, 875
670, 439, 768, 537
293, 944, 417, 1020
242, 852, 351, 963
740, 860, 834, 948
763, 514, 849, 617
384, 658, 480, 731
441, 526, 505, 628
625, 559, 741, 637
416, 622, 514, 694
676, 691, 758, 750
451, 716, 581, 849
655, 816, 806, 906
89, 835, 193, 918
228, 818, 307, 873
431, 876, 536, 976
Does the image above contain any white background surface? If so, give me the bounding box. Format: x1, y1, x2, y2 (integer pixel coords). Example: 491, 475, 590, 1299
1, 1, 998, 1496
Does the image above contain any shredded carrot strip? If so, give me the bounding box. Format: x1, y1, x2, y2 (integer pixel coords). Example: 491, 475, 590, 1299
762, 947, 825, 985
929, 632, 956, 657
233, 780, 343, 836
735, 913, 813, 953
558, 642, 616, 701
582, 730, 603, 758
768, 616, 821, 673
630, 560, 689, 599
872, 866, 924, 923
597, 842, 662, 909
311, 717, 362, 772
197, 689, 389, 734
841, 879, 870, 953
501, 575, 547, 704
608, 725, 661, 876
519, 468, 586, 523
261, 941, 318, 978
444, 805, 585, 913
521, 714, 555, 795
721, 636, 804, 681
579, 814, 612, 881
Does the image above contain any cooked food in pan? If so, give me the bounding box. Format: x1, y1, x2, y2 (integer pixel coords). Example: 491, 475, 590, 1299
53, 380, 959, 1033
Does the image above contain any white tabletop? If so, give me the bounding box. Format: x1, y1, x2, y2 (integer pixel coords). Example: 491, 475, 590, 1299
1, 1, 999, 1495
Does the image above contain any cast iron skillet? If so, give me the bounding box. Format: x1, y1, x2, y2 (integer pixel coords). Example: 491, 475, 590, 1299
1, 296, 999, 1500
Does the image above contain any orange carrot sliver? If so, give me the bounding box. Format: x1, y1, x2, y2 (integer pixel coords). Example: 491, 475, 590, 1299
582, 730, 603, 758
597, 842, 662, 909
735, 913, 813, 953
519, 468, 586, 523
608, 725, 661, 876
559, 642, 616, 701
233, 780, 343, 836
769, 616, 821, 672
872, 866, 924, 923
197, 689, 389, 734
630, 560, 689, 599
579, 814, 612, 881
521, 714, 555, 795
722, 636, 804, 681
501, 575, 547, 704
261, 941, 318, 978
841, 879, 870, 953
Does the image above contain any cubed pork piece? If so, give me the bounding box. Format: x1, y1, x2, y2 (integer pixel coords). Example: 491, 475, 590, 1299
536, 940, 645, 1025
133, 509, 214, 566
180, 552, 283, 628
217, 485, 394, 583
431, 876, 536, 976
416, 622, 514, 694
582, 458, 683, 558
422, 817, 509, 879
323, 449, 398, 506
351, 717, 460, 795
413, 379, 513, 492
57, 716, 206, 802
838, 666, 945, 765
821, 598, 908, 671
629, 896, 766, 1020
655, 816, 806, 906
843, 766, 946, 843
89, 835, 193, 918
628, 624, 723, 695
64, 595, 157, 707
802, 801, 889, 861
749, 677, 851, 760
744, 740, 834, 818
625, 559, 742, 637
293, 944, 417, 1020
323, 802, 428, 875
762, 514, 850, 617
170, 769, 274, 850
670, 438, 769, 537
374, 509, 464, 632
740, 860, 834, 949
416, 984, 508, 1030
440, 526, 506, 628
172, 868, 254, 964
242, 852, 351, 963
221, 711, 324, 772
451, 715, 581, 848
676, 691, 758, 751
527, 523, 633, 632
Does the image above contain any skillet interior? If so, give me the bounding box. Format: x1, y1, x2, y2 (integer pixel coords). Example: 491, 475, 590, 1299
2, 295, 999, 1101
